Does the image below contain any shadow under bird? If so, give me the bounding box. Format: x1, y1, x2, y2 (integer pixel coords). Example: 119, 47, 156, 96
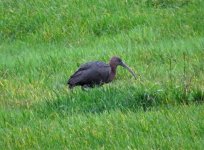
67, 56, 137, 89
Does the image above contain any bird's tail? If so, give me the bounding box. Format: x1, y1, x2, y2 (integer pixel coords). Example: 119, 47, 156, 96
68, 84, 74, 89
67, 80, 74, 89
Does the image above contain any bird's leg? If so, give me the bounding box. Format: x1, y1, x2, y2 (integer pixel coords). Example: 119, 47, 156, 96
81, 85, 91, 91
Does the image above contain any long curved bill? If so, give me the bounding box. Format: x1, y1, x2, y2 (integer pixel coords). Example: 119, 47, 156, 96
121, 62, 137, 79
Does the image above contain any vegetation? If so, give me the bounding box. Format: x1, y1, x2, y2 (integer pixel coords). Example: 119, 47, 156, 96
0, 0, 204, 149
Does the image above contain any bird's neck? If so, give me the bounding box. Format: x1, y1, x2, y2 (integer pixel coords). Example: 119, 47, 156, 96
111, 65, 117, 73
109, 65, 117, 81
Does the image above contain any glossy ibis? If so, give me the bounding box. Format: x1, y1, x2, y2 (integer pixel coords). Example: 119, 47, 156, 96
67, 56, 136, 89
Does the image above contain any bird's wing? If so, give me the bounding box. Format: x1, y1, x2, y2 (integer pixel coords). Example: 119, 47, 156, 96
95, 62, 111, 81
95, 61, 109, 67
67, 62, 92, 84
68, 61, 110, 86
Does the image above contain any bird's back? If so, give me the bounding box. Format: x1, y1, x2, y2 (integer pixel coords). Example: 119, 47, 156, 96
68, 61, 110, 88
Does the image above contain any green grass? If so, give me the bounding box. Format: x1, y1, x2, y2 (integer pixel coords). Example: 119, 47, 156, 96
1, 105, 204, 149
1, 0, 204, 149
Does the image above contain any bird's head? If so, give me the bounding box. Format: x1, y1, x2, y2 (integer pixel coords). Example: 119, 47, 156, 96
110, 56, 123, 66
110, 56, 137, 79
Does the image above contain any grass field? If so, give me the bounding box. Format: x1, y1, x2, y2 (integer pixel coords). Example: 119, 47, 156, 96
1, 0, 204, 149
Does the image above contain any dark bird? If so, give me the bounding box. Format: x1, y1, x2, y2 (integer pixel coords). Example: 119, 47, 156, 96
67, 56, 136, 89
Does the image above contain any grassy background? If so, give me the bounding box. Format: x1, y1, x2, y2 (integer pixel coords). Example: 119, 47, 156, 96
0, 0, 204, 149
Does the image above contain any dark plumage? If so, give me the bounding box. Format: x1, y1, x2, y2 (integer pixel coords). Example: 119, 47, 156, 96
67, 56, 136, 89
